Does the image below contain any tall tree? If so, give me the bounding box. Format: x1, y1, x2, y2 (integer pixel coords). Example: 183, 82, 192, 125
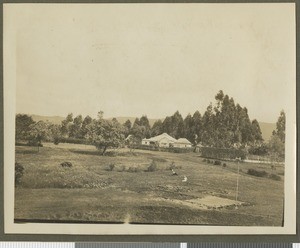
151, 120, 163, 137
81, 115, 93, 138
192, 111, 202, 144
139, 115, 151, 138
251, 119, 263, 144
61, 113, 73, 137
123, 119, 132, 137
273, 110, 286, 143
15, 114, 35, 141
69, 115, 83, 138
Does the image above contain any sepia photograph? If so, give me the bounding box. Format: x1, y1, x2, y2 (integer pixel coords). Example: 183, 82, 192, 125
3, 3, 296, 235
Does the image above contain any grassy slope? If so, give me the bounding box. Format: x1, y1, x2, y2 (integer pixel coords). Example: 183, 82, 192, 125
15, 143, 284, 226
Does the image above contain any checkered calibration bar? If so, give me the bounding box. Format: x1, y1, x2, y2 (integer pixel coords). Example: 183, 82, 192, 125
0, 243, 74, 248
188, 244, 292, 248
76, 243, 181, 248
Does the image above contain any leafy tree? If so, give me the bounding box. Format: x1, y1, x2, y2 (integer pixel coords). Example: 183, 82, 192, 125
268, 110, 286, 161
28, 121, 51, 151
15, 114, 35, 141
151, 120, 163, 137
273, 110, 286, 143
251, 119, 263, 144
81, 115, 93, 138
183, 114, 194, 143
69, 115, 83, 138
139, 115, 151, 138
192, 111, 202, 144
131, 123, 147, 143
123, 119, 132, 137
61, 113, 73, 137
86, 112, 125, 155
268, 134, 285, 161
49, 124, 62, 145
161, 111, 184, 139
201, 103, 216, 147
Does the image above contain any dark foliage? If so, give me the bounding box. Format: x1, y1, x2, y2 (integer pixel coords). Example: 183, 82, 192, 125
60, 162, 73, 168
247, 169, 268, 178
268, 174, 281, 181
214, 160, 221, 165
201, 147, 246, 160
146, 161, 157, 172
15, 162, 24, 185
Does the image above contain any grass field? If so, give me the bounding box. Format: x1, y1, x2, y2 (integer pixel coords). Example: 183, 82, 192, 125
15, 143, 284, 226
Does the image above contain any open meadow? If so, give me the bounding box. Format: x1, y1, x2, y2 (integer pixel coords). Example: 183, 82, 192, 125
15, 143, 284, 226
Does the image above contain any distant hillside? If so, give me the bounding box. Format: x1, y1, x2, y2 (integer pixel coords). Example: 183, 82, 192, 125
31, 115, 65, 125
259, 122, 276, 141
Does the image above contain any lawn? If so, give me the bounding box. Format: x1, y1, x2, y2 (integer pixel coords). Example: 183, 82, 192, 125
14, 143, 284, 226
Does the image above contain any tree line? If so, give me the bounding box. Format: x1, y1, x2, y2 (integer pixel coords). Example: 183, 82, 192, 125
15, 90, 285, 157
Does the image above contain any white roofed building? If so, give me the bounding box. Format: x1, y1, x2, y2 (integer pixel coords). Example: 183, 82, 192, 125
142, 133, 192, 148
174, 138, 192, 148
142, 133, 177, 148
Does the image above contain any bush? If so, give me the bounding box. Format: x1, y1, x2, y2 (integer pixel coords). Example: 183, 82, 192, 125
247, 169, 268, 178
248, 144, 269, 156
202, 159, 207, 162
146, 161, 157, 172
223, 163, 227, 167
127, 166, 139, 173
53, 137, 60, 145
214, 160, 221, 165
60, 162, 73, 168
15, 162, 24, 185
105, 163, 115, 171
269, 174, 281, 181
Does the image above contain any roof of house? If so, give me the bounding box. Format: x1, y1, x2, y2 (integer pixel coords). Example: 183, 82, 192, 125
175, 138, 192, 144
142, 133, 177, 143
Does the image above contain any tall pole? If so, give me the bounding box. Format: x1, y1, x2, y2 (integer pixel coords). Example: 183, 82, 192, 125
235, 159, 240, 202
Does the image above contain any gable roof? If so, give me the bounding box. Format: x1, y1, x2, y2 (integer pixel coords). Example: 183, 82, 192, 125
175, 138, 192, 144
142, 133, 177, 143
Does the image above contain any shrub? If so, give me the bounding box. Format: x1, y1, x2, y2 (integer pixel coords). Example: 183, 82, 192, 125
223, 163, 227, 167
127, 166, 139, 173
105, 163, 115, 171
202, 159, 207, 162
60, 162, 73, 168
247, 169, 268, 178
53, 137, 60, 145
15, 162, 24, 185
207, 159, 211, 164
167, 161, 176, 170
269, 174, 281, 181
147, 161, 157, 172
214, 160, 221, 165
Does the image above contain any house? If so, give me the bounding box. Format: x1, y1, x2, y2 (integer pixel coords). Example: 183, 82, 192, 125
174, 138, 192, 148
142, 133, 177, 148
142, 133, 192, 148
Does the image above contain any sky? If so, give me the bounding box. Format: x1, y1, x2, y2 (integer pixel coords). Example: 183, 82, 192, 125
6, 3, 295, 123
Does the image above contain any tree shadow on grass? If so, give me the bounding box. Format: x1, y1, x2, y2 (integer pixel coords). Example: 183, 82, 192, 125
70, 149, 103, 156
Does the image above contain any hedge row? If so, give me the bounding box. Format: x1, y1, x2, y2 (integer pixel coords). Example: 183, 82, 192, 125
129, 145, 194, 153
